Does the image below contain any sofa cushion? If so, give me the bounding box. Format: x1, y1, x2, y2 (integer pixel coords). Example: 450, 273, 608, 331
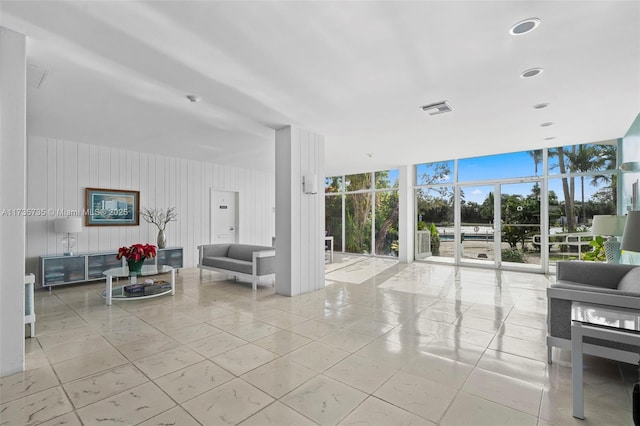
617, 267, 640, 293
227, 244, 273, 262
201, 244, 231, 258
201, 256, 253, 275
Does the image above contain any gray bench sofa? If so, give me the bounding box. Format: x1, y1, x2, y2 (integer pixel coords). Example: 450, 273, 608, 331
197, 244, 275, 291
547, 261, 640, 364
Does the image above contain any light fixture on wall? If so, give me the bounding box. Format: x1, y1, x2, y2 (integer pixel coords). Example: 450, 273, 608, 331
55, 217, 82, 256
302, 174, 318, 194
621, 210, 640, 255
592, 215, 627, 263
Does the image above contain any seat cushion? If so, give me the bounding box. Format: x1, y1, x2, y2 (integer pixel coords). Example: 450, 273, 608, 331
201, 256, 252, 275
617, 267, 640, 293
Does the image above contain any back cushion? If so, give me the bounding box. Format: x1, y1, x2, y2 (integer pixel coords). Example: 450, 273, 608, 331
227, 244, 272, 262
617, 267, 640, 293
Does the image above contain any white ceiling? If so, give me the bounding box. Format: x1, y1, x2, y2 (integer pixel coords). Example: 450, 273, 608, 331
1, 1, 639, 175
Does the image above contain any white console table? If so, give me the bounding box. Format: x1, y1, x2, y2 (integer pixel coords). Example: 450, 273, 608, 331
24, 273, 35, 337
571, 302, 640, 419
325, 236, 334, 263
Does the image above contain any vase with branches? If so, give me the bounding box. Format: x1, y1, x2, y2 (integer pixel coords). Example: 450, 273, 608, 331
141, 207, 177, 249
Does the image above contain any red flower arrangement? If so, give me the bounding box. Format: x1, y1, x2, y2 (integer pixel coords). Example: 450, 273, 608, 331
116, 243, 157, 261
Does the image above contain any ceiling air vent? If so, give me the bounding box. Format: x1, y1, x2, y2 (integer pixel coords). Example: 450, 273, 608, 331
421, 101, 453, 116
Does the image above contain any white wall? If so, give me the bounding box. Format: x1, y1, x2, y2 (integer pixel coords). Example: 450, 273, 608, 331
0, 26, 27, 377
26, 136, 275, 281
275, 126, 325, 296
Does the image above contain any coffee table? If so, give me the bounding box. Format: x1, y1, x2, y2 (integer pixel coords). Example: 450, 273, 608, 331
103, 264, 175, 305
571, 302, 640, 419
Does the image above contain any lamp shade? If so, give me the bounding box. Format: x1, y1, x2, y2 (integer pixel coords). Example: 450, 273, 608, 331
55, 217, 82, 233
591, 215, 627, 237
621, 211, 640, 253
619, 162, 640, 172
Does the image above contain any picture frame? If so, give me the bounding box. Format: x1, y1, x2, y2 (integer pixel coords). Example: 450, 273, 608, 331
85, 188, 140, 226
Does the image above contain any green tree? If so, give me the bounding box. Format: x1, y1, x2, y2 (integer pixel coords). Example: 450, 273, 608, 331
528, 149, 543, 175
344, 173, 372, 253
564, 144, 605, 225
552, 146, 576, 232
375, 190, 399, 255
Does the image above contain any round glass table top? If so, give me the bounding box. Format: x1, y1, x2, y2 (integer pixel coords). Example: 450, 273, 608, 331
103, 264, 174, 278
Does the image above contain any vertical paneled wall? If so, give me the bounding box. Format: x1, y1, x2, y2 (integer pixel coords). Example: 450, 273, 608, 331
275, 126, 325, 296
25, 136, 275, 278
0, 26, 27, 377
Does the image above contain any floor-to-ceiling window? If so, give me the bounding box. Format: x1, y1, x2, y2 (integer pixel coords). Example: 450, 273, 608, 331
325, 170, 399, 257
324, 176, 343, 252
547, 142, 618, 267
415, 140, 618, 272
374, 170, 399, 256
415, 161, 455, 262
327, 140, 619, 271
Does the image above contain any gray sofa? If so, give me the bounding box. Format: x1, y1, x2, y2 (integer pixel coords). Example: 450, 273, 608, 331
547, 261, 640, 364
197, 244, 275, 291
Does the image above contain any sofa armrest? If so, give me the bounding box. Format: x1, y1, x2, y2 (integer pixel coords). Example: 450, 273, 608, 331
252, 250, 276, 276
547, 285, 640, 340
548, 285, 640, 309
556, 261, 635, 289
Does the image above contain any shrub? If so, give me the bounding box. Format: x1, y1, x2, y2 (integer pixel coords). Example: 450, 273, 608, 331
502, 248, 526, 263
582, 235, 606, 261
429, 222, 440, 256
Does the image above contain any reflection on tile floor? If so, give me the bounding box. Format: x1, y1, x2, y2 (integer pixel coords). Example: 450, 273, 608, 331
1, 255, 635, 425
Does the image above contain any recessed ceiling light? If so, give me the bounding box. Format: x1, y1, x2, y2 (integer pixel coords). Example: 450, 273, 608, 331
533, 103, 549, 109
540, 122, 554, 127
186, 94, 201, 102
544, 137, 556, 140
509, 18, 541, 35
521, 68, 543, 78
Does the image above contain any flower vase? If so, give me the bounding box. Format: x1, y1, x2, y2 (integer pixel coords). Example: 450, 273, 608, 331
127, 259, 145, 274
157, 229, 166, 249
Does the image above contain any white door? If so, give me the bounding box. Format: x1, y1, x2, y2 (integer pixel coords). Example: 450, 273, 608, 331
210, 190, 239, 244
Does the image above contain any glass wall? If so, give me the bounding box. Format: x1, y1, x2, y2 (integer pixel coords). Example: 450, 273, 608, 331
325, 194, 343, 252
415, 140, 619, 272
325, 169, 399, 257
415, 186, 454, 260
345, 193, 372, 254
459, 184, 495, 264
325, 140, 619, 271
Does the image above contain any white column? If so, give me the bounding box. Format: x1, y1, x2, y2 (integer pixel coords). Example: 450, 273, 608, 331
0, 27, 27, 377
398, 165, 415, 263
275, 126, 325, 296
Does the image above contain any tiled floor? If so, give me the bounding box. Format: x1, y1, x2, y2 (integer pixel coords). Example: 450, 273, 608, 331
1, 256, 635, 425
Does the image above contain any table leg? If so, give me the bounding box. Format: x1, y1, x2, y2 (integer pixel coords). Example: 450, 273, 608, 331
106, 275, 112, 306
171, 268, 176, 295
571, 323, 585, 419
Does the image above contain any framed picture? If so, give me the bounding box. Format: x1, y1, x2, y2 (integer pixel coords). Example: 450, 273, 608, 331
85, 188, 140, 226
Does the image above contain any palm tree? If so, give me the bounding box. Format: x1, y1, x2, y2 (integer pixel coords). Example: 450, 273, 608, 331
552, 146, 576, 232
565, 145, 605, 224
528, 149, 543, 175
590, 144, 617, 209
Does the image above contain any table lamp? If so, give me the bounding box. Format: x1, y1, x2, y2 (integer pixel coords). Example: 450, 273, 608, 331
55, 217, 82, 255
621, 211, 640, 256
591, 215, 627, 263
